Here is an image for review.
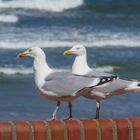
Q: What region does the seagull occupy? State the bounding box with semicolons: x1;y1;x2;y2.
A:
17;47;104;120
64;44;140;118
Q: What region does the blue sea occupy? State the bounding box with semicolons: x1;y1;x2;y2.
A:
0;0;140;121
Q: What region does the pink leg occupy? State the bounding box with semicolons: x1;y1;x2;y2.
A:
49;101;61;121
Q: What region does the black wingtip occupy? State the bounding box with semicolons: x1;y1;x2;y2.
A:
137;83;140;86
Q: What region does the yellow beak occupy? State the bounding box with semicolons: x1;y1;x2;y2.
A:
63;50;73;55
17;52;27;58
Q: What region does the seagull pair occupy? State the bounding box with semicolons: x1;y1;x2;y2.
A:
18;45;140;120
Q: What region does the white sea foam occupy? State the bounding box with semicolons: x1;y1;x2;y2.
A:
1;35;140;50
0;66;114;75
0;29;140;49
0;0;83;12
0;14;18;23
0;67;33;75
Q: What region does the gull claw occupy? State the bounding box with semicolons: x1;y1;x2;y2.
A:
94;117;99;119
63;117;73;121
48;116;57;121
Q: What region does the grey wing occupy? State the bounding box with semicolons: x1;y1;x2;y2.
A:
95;78;134;93
88;69;117;77
73;71;118;88
75;69;118;79
43;72;101;96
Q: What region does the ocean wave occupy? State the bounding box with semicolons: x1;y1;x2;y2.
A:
0;67;33;75
1;32;140;49
83;0;140;13
0;0;83;12
0;66;114;75
0;14;18;23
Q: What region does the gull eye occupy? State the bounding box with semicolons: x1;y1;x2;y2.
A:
28;49;32;52
76;47;80;50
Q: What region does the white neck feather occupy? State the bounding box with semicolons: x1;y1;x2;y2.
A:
33;56;53;88
72;54;92;75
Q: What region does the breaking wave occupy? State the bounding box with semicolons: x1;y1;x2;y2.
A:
0;67;33;75
0;66;114;75
0;14;18;23
1;31;140;49
0;0;83;12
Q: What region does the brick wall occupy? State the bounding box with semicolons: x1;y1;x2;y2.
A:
0;118;140;140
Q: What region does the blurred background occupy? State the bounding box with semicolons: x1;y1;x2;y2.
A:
0;0;140;121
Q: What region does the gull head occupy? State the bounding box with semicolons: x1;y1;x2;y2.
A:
64;44;86;56
17;47;46;59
